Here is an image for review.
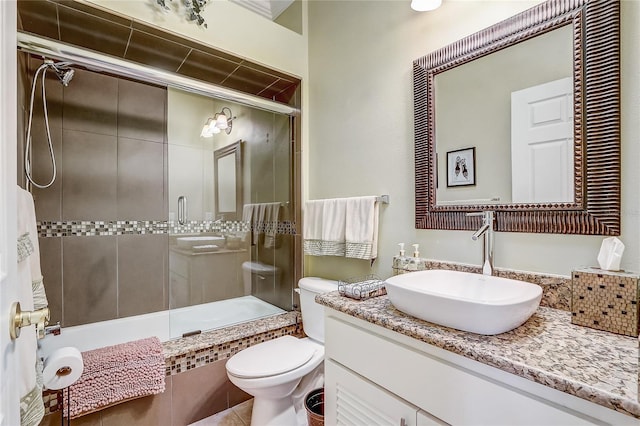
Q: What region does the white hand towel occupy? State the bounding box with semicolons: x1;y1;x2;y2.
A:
242;204;258;245
254;203;267;245
242;203;254;224
303;200;324;241
345;196;379;260
263;202;281;249
303;198;347;256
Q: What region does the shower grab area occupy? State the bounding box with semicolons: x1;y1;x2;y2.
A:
17;41;299;352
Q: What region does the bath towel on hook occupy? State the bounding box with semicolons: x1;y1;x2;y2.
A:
67;336;165;418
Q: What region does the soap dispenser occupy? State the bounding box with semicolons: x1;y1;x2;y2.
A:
393;243;409;273
407;244;421;271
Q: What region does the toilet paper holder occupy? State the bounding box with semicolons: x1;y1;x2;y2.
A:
9;301;50;340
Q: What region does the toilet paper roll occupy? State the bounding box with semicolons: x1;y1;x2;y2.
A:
43;347;84;390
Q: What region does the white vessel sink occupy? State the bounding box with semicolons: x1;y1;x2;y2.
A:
385;270;542;335
176;236;225;249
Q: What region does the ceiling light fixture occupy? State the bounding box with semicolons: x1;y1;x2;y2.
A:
201;107;235;137
411;0;442;12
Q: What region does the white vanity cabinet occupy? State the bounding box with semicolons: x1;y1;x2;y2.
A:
324;310;638;426
326;360;447;426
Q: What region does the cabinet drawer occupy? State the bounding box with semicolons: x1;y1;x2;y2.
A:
325;314;600;425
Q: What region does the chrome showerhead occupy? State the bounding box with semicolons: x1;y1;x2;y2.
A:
58;68;74;86
44;60;75;86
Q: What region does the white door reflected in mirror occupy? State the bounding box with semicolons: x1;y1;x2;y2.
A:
511;77;574;203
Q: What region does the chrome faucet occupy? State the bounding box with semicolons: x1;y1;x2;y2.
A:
467;211;495;276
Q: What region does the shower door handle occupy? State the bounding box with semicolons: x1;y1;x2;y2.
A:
178;196;188;225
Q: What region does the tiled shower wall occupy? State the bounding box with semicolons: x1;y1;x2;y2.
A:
20;52;169;327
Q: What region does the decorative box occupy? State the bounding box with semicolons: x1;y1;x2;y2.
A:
571;267;640;337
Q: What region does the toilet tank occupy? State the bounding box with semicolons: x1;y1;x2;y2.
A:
298;277;338;343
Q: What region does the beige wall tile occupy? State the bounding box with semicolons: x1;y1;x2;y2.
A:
117;234;168;317
171;359;230;425
62;236;117;326
61;129;117;220
117;137;166;220
62;68;118;136
117;79;166;144
100;379;172;426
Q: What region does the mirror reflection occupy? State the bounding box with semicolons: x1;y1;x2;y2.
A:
215;142;242;219
435;24;574;206
167;87;295;331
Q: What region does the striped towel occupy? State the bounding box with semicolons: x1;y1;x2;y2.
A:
67;337;165;418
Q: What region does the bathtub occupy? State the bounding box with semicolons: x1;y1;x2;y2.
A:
38;295;286;356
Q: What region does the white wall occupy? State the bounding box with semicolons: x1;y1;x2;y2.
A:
307;1;640;279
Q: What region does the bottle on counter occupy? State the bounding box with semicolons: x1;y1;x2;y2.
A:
407;244;421;271
393;243;409;273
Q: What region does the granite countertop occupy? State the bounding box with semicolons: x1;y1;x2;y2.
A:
316;291;640;419
162;311;299;358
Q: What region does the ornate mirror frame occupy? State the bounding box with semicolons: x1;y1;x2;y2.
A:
414;0;620;235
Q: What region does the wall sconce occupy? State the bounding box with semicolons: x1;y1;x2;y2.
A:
201;107;236;137
411;0;442;11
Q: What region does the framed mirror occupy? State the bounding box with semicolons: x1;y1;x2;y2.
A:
214;140;243;221
414;0;620;235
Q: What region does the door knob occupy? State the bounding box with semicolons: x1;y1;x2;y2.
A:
9;302;50;340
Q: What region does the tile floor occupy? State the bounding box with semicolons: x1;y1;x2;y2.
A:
190;399;253;426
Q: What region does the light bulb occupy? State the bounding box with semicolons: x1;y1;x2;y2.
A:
201;124;212;138
201;118;215;137
216;113;229;130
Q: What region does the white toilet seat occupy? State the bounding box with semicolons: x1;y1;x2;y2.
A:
226;338;324;390
226;335;316;378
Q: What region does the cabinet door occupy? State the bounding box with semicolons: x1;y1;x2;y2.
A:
326;360;424;426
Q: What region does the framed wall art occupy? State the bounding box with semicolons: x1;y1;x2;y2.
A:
446;147;476;187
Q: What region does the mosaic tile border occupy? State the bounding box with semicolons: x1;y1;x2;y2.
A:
393;259;572;312
37;220;297;238
166;323;303;375
43;313;302;416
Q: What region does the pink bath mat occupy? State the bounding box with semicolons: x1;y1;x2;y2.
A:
67;336;165;418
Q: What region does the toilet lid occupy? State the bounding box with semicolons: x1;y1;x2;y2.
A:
226;336;315;378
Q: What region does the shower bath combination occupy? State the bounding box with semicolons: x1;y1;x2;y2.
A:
24;58;75;189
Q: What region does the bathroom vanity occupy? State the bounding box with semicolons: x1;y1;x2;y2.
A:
319;293;640;425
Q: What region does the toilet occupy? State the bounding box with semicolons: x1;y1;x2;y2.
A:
225;277;338;426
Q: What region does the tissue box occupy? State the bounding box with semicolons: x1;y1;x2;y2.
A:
571;267;640;337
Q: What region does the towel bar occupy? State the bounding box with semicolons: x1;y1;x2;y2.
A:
376;195;390;204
